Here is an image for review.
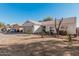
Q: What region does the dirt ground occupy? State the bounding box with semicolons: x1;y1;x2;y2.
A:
0;33;79;56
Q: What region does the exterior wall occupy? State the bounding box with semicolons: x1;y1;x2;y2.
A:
40;17;76;35
23;26;33;33
23;21;42;34
23;21;34;33
33;25;42;33
60;17;76;34
23;25;41;34
44;26;56;34
45;26;51;32
60;17;76;30
67;24;76;34
23;17;76;34
11;24;20;30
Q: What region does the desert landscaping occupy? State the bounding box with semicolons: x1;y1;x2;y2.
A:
0;3;79;56
0;16;78;56
0;33;79;56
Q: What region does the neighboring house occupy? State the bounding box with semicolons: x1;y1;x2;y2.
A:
11;24;20;31
22;17;76;35
2;24;24;33
11;24;24;32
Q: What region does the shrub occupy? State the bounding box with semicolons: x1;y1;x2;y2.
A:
59;30;67;35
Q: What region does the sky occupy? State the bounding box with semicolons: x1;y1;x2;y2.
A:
0;3;79;27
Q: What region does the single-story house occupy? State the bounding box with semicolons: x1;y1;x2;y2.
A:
10;24;24;32
22;20;42;33
22;17;76;35
2;24;24;33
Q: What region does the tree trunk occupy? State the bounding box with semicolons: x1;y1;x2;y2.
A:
54;18;63;36
68;34;72;42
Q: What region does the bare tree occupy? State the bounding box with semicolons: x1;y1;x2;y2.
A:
55;17;63;36
40;25;45;38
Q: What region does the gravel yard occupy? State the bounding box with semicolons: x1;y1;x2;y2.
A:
0;33;79;56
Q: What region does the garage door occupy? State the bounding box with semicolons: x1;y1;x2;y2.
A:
24;26;33;34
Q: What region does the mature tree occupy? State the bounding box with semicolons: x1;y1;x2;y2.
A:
42;16;53;21
43;16;53;21
38;16;53;22
55;17;63;36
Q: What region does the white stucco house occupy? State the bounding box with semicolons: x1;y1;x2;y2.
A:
22;17;76;35
22;20;42;33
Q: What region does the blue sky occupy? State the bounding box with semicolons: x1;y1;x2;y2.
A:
0;3;79;27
